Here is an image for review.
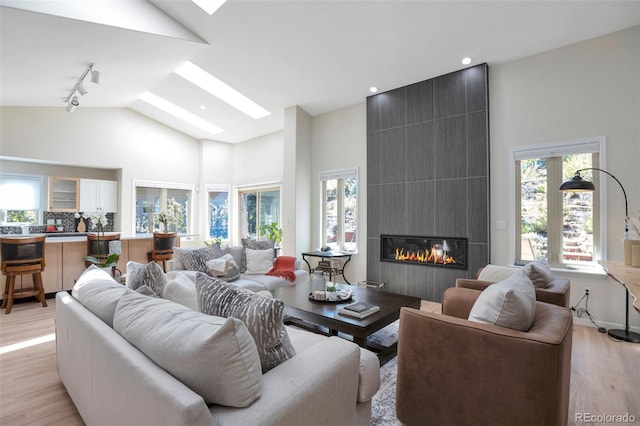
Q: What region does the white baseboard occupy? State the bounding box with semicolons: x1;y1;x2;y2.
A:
572;316;640;333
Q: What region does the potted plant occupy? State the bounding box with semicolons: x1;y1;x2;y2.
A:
258;222;283;245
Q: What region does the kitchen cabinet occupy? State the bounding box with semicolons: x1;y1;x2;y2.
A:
49;176;79;212
80;179;118;212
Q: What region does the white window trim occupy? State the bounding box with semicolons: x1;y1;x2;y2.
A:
318;167;359;253
508;136;606;267
131;179;195;236
206;183;231;243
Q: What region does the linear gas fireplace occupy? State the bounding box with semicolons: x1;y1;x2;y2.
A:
381;235;468;270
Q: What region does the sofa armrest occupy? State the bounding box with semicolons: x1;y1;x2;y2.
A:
441;287;482;319
211;336;365;425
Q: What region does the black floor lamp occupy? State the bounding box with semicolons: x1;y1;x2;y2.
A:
560;168;640;343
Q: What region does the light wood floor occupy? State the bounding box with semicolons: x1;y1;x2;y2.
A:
1;299;639;426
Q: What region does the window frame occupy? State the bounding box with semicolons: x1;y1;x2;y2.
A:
0;173;45;225
132;180;195;236
509;137;606;268
319;167;359;253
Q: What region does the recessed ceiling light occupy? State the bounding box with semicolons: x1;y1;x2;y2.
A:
139;92;223;136
200;105;206;110
175;61;270;119
192;0;227;15
370;86;378;93
462;57;472;65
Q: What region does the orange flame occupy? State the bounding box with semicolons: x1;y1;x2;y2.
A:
395;246;457;265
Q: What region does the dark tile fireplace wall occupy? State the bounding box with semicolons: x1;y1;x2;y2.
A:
366;64;490;302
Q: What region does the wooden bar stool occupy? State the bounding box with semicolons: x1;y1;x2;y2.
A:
147;232;177;272
1;236;48;314
85;233;121;278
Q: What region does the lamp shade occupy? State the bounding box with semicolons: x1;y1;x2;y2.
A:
559;174;595;192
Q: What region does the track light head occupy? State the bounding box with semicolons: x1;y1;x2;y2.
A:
77;83;88;96
90;69;100;84
70;96;80;107
66;103;76;113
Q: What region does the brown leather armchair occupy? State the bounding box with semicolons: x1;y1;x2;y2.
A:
396;287;572;426
456;266;571;307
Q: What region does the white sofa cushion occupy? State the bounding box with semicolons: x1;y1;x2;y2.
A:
195;273;295;372
468;270;536;331
113;289;262;407
71;265;126;327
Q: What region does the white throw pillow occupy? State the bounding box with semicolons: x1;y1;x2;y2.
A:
477;264;517;282
244;248;275;275
162;272;198;311
523;259;553;288
113;290;262;408
468;270;536;332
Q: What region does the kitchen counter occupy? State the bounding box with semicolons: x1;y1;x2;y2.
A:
3;233;195;243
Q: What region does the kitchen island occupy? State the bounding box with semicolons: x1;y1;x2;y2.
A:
0;233;184;300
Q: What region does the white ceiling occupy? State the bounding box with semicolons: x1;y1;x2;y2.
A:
1;0;639;144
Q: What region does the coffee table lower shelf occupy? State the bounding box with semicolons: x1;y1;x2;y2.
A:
283;315;400;366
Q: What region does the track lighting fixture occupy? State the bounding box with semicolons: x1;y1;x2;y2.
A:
77;83;87;96
64;63;100;112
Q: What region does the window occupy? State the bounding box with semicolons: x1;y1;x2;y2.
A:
513;139;602;267
208;185;229;240
134;181;193;234
0;174;43;225
320;168;358;252
238;186;280;240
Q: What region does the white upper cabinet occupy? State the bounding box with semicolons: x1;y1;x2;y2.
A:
80;179;118;212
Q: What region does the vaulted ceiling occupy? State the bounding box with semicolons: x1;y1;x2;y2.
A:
1;0;639;143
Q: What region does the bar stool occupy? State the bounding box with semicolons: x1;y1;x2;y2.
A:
147;232;177;272
85;233;121;278
1;236;48;314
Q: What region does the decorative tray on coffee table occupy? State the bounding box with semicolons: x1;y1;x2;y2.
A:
308;288;353;303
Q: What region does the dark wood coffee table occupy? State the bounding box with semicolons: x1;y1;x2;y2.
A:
271;281;421;364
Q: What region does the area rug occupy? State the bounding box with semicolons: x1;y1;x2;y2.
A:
369;321;402;426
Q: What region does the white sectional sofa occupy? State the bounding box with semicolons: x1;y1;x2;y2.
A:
169;245;309;292
56;267;380;426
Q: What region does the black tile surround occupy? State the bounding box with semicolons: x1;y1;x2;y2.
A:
366;64;489;302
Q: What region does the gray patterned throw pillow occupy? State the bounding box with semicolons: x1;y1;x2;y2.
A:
125;261;167;297
240;239;275;273
180;245;224;273
195;273;295;372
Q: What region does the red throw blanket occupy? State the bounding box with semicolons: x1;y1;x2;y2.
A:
266;256;297;282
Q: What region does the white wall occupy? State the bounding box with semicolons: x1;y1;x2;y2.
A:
489;25;640;330
311;102;367;284
0;107;201;234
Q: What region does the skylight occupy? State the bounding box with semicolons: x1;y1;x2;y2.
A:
175;61;271;119
192;0;227;15
139;92;223;136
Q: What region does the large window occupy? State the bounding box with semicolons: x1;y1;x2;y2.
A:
208;185;229;240
134;181;193;234
0;174;43;225
513;139;602;267
239;186;280;240
320;168;358;252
